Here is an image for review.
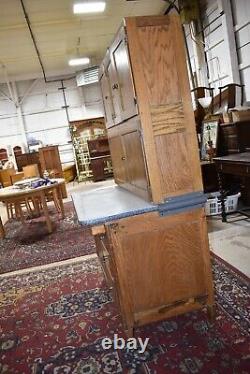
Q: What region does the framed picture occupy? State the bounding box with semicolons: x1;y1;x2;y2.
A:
201;120;219;160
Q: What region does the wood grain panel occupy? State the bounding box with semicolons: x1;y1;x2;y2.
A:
151;102;185;136
137;24;181;106
122;130;149;192
108;136;127;184
100;72;115;128
154;131;194;196
106;208;213;318
112;34;138;122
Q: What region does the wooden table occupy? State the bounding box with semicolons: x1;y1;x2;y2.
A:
0;178;65;238
213;152;250;222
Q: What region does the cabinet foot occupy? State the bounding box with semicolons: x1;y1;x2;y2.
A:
207;304;216;323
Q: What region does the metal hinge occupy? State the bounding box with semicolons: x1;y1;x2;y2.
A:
134;96;137;106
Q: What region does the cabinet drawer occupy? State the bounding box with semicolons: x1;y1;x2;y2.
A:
217;162;250;176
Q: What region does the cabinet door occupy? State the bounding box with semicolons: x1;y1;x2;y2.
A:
100;72;115;128
107;60;122;125
111;32;138;122
121;129;149;195
108;136;127;184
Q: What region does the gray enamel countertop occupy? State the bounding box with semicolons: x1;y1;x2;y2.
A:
72;185;157;226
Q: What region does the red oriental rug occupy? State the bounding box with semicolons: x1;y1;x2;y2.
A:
0;253;249;373
0;202;95;274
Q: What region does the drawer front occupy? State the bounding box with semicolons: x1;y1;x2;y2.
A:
218;162;250;176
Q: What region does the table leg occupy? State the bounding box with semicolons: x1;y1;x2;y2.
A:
57;186;65;219
0;216;5;239
218;171;227;222
40;192;53;233
52;189;61;214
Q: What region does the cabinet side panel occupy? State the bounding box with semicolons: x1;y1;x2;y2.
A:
126;15;203;201
107;208;213;320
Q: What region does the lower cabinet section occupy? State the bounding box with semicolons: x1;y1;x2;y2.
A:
92;207;215;336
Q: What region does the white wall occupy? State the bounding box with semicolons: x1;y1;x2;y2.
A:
185;0;250;106
0;78;104;164
231;0;250;103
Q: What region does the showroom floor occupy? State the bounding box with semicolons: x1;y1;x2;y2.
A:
0;178;249;277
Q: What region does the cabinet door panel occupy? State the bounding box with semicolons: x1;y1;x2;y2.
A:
108;136;127;184
100;73;114;128
112;37;138;122
122;130;148;192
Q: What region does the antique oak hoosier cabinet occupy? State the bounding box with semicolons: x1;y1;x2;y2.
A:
72;14;214;336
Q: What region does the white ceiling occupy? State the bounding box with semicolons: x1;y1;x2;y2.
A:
0;0;167;82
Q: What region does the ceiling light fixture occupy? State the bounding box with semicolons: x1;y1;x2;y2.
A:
73;2;106;14
68;57;90;66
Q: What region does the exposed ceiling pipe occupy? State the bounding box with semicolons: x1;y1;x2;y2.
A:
19;0;75;83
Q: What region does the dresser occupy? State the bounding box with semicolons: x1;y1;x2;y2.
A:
15;152;41;173
220;121;250;155
73;14;214;336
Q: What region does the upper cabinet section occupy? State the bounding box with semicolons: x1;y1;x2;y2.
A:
99;27;138;128
99;15;203;203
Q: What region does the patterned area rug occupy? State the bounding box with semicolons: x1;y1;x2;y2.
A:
0;253;249;373
0;202;95;274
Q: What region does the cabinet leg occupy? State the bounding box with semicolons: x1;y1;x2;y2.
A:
207;304;216;323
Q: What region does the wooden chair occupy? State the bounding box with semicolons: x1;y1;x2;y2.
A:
11;172;24;184
22;164;40;178
0;168;15;187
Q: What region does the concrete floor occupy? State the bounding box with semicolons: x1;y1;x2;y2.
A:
208;214;250;277
1;178;249;277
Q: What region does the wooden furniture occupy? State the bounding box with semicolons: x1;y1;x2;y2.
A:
10;172;25;184
0;168;15;187
15;151;40;173
219;121;250;155
13;146;23;157
82;14;215;335
23;164;40;178
39;146;67;198
62;163;77;183
99;15;202;203
72;14;215;336
0;148;8;164
87;137;113;182
201;161;218;193
214;152;250;222
72;185;214;336
69;117;107;181
0;179;65;235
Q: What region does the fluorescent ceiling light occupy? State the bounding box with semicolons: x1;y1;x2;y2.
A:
68;57;90;66
73;2;106;14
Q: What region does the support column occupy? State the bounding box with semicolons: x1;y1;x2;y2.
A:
11;81;28;151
